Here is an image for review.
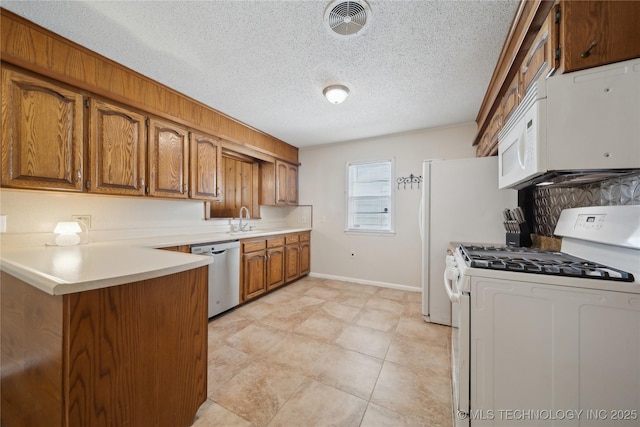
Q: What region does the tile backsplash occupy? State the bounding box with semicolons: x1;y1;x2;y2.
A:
526;172;640;237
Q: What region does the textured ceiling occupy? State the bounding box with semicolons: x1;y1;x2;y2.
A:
2;0;519;148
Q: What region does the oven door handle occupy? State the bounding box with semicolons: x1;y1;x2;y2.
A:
444;267;460;303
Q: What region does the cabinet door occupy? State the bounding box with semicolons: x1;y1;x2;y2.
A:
275;160;298;206
275;161;289;205
285;163;298;205
189;132;222;201
266;246;285;290
521;7;558;94
89;99;146;196
501;72;521;125
148;118;189;198
1;68;84;191
561;1;640;73
242;251;266;301
284;243;300;282
299;240;310;276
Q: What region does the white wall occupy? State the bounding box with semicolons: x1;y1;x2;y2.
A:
0;189;311;247
299;123;477;290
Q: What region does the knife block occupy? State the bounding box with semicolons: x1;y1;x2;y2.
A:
506;222;532;247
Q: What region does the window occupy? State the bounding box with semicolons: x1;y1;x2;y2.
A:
346;159;394;233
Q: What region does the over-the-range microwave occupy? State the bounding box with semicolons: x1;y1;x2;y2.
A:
498;58;640;190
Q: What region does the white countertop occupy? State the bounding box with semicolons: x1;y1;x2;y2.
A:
0;228;311;296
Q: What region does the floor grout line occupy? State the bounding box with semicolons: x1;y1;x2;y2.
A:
197;276;453;427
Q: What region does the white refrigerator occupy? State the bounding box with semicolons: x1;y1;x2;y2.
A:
420;157;517;326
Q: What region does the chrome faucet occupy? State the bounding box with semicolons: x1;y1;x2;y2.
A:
238;206;250;231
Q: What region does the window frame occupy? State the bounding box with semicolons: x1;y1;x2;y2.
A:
345;158;395;235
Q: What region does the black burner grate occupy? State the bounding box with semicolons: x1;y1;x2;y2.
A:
459;245;635;282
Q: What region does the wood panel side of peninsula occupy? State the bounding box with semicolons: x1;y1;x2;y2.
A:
1;267;208;427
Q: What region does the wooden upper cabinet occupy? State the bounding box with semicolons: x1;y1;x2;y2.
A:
189;131;222;201
263;160;298;206
560;1;640;73
521;6;558;95
89;98;147;196
1;67;84;191
501;71;522;125
211;153;260;218
148;118;189;199
282;161;299;205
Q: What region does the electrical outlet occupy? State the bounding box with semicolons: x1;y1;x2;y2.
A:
71;215;91;229
301;216;307;224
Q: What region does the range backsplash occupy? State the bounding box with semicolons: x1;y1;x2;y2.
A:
525;172;640;237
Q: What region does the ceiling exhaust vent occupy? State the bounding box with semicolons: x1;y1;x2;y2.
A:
324;0;371;38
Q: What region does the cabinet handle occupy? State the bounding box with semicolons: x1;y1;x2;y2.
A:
581;40;598;58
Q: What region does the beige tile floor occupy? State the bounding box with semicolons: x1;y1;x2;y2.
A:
193;276;453;427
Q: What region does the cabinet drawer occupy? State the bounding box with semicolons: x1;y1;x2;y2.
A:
242;239;266;253
299;232;310;242
267;236;285;248
285;234;299;244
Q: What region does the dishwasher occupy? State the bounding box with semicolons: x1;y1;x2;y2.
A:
190;240;240;318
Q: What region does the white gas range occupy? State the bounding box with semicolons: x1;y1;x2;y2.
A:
446;205;640;426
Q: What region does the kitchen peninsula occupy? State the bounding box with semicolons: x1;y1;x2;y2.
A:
0;225;311;427
1;243;211;427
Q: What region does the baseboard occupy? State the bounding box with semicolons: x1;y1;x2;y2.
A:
308;272;420;293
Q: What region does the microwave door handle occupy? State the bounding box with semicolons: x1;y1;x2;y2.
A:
444;268;460;303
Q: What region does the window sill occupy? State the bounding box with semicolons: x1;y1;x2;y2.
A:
344;229;396;236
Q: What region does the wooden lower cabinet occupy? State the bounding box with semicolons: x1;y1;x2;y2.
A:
243;249;268;301
266;237;286;291
284;233;300;282
300;233;311;276
0;268;208;427
240;231;310;303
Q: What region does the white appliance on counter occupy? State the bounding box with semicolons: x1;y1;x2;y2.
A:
498;58;640;190
191;240;240;318
419;157;517;326
446;205;640;426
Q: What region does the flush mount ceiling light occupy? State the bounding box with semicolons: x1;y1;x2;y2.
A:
324;0;372;38
323;85;350;104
